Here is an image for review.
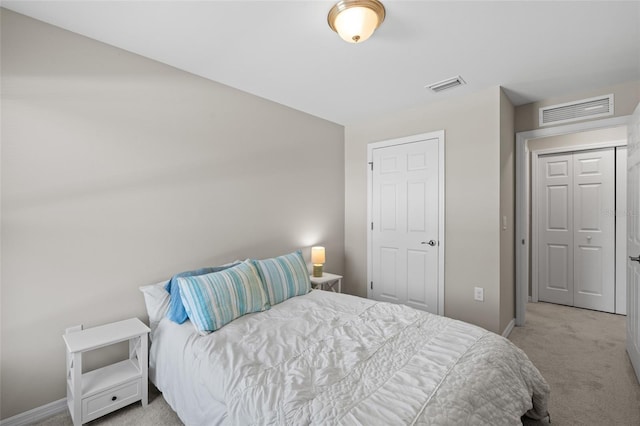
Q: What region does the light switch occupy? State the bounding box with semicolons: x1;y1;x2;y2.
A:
474;287;484;302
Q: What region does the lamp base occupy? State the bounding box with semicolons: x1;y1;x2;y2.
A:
313;264;324;278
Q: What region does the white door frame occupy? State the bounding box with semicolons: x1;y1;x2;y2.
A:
516;116;631;326
531;143;625;304
615;147;628;315
367;130;446;315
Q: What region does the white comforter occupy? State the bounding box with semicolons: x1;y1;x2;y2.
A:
151;290;549;425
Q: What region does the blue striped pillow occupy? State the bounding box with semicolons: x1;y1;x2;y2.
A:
165;263;239;324
177;261;270;334
253;250;311;306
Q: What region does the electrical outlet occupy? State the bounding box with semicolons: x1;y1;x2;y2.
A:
474;287;484;302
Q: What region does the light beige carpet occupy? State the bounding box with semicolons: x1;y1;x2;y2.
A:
510;302;640;426
37;385;181;426
37;302;640;425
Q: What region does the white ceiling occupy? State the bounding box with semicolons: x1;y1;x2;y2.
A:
2;0;639;125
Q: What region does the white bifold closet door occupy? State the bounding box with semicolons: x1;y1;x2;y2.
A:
538;148;615;313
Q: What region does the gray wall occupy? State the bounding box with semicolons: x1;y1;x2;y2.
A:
499;90;516;333
0;9;345;419
515;80;640;132
344;87;505;334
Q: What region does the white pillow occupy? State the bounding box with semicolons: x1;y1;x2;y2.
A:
139;280;170;339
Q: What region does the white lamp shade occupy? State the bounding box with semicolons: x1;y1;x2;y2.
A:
334;6;380;43
311;246;326;264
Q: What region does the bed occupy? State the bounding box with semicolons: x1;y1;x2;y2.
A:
141;255;549;426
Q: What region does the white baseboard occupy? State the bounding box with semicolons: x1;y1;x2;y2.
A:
0;398;66;426
502;318;516;338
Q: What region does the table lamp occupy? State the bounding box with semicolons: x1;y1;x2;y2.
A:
311;246;326;277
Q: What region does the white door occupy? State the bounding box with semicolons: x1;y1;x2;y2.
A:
370;137;440;313
573;149;615;312
537;149;616;313
538;154;574;306
627;103;640;383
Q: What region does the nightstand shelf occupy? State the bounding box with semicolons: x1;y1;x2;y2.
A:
81;359;141;398
310;272;343;293
63;318;150;425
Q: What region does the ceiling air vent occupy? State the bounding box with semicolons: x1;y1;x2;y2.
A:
426;75;466;93
539;94;614;127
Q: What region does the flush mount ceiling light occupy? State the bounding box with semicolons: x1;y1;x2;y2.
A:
328;0;386;43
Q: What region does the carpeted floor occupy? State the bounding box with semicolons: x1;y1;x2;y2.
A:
38;385;181;426
37;302;640;425
510;302;640;426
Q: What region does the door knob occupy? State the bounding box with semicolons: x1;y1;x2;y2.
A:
630;255;640;263
421;240;437;246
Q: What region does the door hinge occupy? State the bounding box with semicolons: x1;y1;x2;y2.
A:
371;222;374;230
370;281;373;290
369;161;373;171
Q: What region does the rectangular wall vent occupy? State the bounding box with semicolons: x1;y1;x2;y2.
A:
539;94;614;127
426;75;466;93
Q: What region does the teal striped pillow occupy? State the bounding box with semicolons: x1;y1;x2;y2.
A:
177;261;270;334
253;250;311;306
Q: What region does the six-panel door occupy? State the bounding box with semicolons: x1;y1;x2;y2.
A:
626;103;640;383
371;138;439;314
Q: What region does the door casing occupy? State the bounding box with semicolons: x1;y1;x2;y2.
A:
516;116;631;326
367;131;445;315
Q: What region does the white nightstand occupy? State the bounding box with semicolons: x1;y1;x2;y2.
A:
310;272;343;293
63;318;150;426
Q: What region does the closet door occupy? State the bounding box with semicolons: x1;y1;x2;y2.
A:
538;154;574;306
573;149;615;312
